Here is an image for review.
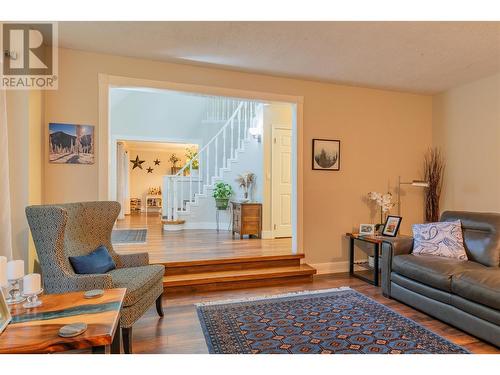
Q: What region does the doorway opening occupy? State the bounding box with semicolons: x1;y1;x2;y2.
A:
100;75;303;266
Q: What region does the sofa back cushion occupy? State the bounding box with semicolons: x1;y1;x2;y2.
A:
412;220;467;260
440;211;500;267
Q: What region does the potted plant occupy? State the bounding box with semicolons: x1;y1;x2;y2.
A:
212;182;233;210
184;147;199;177
169;153;180;175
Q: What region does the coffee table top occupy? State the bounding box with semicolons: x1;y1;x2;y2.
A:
0;288;125;354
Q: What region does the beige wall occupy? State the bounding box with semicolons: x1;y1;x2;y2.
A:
433;73;500;213
6;90;44;269
41;47;432;265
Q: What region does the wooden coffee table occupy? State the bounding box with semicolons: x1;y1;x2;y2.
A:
0;288;125;354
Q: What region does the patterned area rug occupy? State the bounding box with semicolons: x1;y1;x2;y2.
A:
196;287;468;354
111;229;147;244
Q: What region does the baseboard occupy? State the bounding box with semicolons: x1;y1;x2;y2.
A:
261;230;274;239
309;261;349;275
183;221;231;230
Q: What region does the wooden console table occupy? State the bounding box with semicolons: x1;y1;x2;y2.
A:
0;288;125;354
231;201;262;239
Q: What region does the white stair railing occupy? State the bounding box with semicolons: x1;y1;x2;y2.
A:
163;100;260;220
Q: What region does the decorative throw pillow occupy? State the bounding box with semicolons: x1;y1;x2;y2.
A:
412;220;468;260
69;245;116;274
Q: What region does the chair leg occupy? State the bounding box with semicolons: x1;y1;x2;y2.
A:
122;327;133;354
156;295;164;317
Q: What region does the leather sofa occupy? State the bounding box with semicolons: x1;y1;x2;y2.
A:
381;211;500;347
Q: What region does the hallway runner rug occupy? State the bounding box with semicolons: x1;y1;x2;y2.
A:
111;229;147;244
196;287;468;354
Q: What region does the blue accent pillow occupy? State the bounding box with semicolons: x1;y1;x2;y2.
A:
69;245;116;274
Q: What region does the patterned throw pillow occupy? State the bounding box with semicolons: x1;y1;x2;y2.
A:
412;220;468;260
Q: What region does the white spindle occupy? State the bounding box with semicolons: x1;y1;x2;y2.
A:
244;102;248;140
198;154;202;196
214;135;218;178
206;144;210;187
173;177;178;220
222;127;226;169
230;118;234;160
238;107;241;150
189;162;193;204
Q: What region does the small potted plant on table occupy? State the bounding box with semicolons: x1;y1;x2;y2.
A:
212;182;233;210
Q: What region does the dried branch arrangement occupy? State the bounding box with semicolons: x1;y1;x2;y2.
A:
423;148;445;222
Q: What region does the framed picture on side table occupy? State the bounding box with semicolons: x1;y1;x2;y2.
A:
382;215;402;237
0;288;12;335
359;224;375;236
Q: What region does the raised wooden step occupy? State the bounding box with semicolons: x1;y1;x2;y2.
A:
161;253;305;275
163;264;316;293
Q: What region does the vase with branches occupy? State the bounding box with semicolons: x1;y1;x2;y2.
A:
235;172;255;202
423;147;445;222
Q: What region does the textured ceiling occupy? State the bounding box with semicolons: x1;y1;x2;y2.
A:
59;21;500;94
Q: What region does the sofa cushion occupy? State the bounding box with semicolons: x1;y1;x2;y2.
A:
412;220;467;260
451;268;500;310
392;254;486;292
69;245;116;274
107;264;164;307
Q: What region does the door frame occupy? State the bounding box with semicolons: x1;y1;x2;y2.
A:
271;125;293;239
98;73;304;254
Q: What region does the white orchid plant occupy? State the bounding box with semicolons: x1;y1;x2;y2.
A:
368;191;395;224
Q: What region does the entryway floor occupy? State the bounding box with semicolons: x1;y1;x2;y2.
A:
114;213;294;263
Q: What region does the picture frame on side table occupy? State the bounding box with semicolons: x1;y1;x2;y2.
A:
359;224;375;236
382;215;402;237
0;288;12;335
312;139;340;171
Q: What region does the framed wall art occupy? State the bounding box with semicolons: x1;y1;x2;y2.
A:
312;139;340;171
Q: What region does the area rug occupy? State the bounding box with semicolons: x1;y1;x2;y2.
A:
111;229;147;244
196;287;468;354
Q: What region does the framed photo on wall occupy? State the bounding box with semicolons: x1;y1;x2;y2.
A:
312;139;340;171
49;123;95;164
382;215;402;237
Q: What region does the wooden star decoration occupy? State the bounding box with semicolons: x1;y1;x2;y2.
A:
154;158;161;166
130;155;145;170
146;167;154;173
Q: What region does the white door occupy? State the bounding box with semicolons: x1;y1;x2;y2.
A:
272;127;292;238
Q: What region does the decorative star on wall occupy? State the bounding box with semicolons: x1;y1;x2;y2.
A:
154;158;161;166
146;167;154;173
130;155;145;170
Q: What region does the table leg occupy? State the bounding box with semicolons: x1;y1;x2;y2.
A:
349;237;354;276
111;325;121;354
92;345;106;354
374;243;380;286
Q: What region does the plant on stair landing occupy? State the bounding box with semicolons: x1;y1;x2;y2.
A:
184;146;199;176
212;182;233;210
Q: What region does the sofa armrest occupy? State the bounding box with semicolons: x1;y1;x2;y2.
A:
381;237;414;297
44;273;114;294
116;252;150;268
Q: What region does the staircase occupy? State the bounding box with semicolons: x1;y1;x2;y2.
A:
162;100;262;225
161;253;316;293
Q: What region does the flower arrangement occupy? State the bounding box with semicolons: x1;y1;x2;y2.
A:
185;147;199;170
368;191;395;224
169;153;180;167
235;172;255;201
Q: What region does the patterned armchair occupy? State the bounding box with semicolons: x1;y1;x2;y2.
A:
26;201;165;353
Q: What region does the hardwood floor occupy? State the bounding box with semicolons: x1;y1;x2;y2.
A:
114;213;294;263
132;274;499;354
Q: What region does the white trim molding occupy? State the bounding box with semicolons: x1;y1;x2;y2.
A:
309;261;350;275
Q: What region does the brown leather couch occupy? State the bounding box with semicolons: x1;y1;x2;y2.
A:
381;211;500;347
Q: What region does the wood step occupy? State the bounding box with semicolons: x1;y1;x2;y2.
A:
160;253;305;275
163;264;316;293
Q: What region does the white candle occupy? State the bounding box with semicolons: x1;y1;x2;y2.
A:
23;273;41;294
7;260;24;280
0;256;7;287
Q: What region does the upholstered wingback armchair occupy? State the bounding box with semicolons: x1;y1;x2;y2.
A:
26;201;165;353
